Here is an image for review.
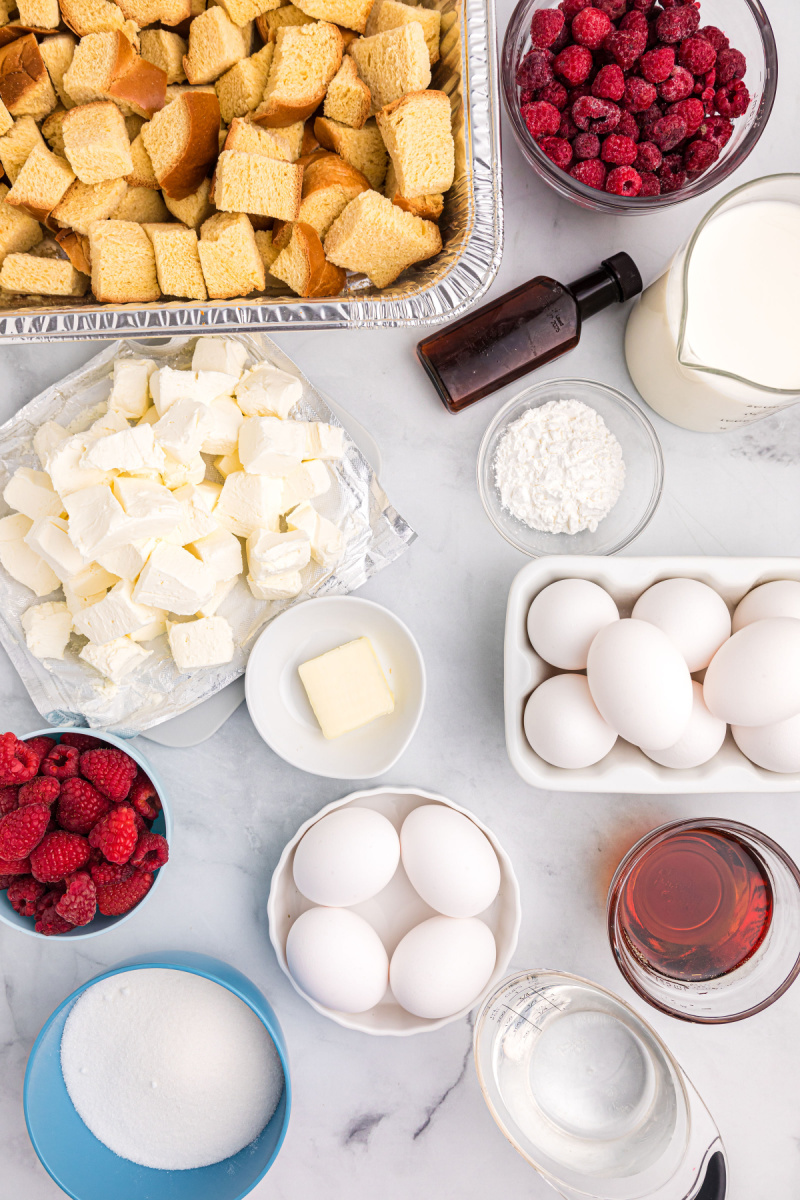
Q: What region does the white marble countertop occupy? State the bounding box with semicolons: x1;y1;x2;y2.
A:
2;2;800;1194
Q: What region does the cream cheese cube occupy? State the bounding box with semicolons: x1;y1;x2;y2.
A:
215;471;282;538
112;477;184;540
280;460;330;513
247;570;303;600
0;513;32;541
247;529;310;579
137;406;159;426
108;358;157;419
86;410;132;440
213;450;243;478
21;600;73;660
191;337;248;379
151;367;238;416
197;576;237;617
96;539;155;581
298;637;394;740
239;416;307;477
154;400;211;465
45;435;115;498
168;615;235;670
286;500;345;567
306;423;346;460
63;584;107;616
161;453;206;489
64;485;130;558
64;562;118;599
81;424;166;473
129;616;168;642
3;467;64;521
0;514;60;596
33;421;68;467
235;364;302;419
163;484;219;546
201;396;244;455
80;635;152;682
72;579;164;644
24;516;88;582
195;480;222;512
189;526;243;581
133;542;216;615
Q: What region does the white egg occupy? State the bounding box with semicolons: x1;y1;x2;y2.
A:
732;713;800;773
527;579;619;670
400;805;501;919
587;619;693;750
524;674;617;769
292;807;400;907
733;580;800;632
389;916;496;1019
632;578;731;673
640;681;727;769
286;907;389;1013
703;618;800;726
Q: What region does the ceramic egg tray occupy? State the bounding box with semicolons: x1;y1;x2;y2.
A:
505;556;800;793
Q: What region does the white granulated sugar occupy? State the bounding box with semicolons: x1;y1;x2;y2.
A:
61;968;284;1171
493;399;626;534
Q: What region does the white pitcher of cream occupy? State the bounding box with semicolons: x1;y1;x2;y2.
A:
625;174;800;432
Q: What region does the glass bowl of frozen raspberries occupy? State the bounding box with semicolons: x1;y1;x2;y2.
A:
503;0;777;210
0;729;171;938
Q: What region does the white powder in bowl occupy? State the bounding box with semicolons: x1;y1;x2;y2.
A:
61;968;284;1171
493;399;626;534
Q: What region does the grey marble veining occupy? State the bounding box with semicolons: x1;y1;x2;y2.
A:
2;3;800;1193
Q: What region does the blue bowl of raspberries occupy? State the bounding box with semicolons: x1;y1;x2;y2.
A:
502;0;777;209
0;730;171;938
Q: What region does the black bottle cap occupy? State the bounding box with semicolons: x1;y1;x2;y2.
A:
602;252;643;302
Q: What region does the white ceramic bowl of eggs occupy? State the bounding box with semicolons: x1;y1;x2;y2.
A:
267;788;521;1035
505;556;800;793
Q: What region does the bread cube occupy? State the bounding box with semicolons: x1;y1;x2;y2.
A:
142;90;220;199
62;101;133;184
270;220;346;298
59;0;140;43
145;221;207;299
0;253;89;296
214;149;302;221
140;30;188;85
197;211;264;298
324;188;441;287
348;23;430;112
252;22;343;128
89;218;161;302
323;56;370;128
5;142;75;222
294;151;369;238
183;6;247;86
293;0;372;33
313;115;387;188
17;0;60;28
51;177;129;234
215;42;273;125
376;89;454;198
216;0;281;25
0;35;57;120
163;174;215;227
223;115;304;163
63;31;166;120
365;0;441;64
125;130;159;189
39;33;77;109
0;181;43;264
115;0;191;27
0;115;46;183
384;158;442;220
112;185;170;223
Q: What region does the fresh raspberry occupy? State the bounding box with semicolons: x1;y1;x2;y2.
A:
41;744;80;781
619;10;647;34
554;43;594;85
571;7;612;50
605;164;642;195
516;47;554;91
605;29;646;70
24;737;56;767
668;97;704;136
96;868;153;916
638;170;661;195
601;133;638;165
56;778;112;836
560;0;591;17
130;832;169;873
715;80;749;118
569;158;607;188
615;110;640;140
652;111;687;150
538;136;574;169
56;871;97;927
89;805;138;865
573;131;600;158
678;35;716;74
623;77;656;112
35;894;73;935
715;47;746;86
0;734;38;786
659;153;687;192
18;777;60;808
80;748;137;802
0;803;50;860
530;8;566;48
595;0;626;17
89;859;135;886
30;831;90;883
698;114;733;147
655;5;700;44
683;136;720;176
572;94;621;133
699;25;729;54
592;63;625;101
60;732;106;752
7;877;46;916
539;80;569;109
523;99;562;136
0;786;18;816
0;855;31;875
634;139;662;171
659;66;694;102
640;46;675;83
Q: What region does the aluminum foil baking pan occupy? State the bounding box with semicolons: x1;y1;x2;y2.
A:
0;0;503;341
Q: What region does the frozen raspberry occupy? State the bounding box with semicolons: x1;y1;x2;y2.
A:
623;77;656;112
619;10;647;33
637;102;664;139
652;112;687;150
605;165;642;196
539;80;569;109
7;877;46;917
601;133;638;165
595;0;626;17
592;63;625;101
96;867;153;916
560;0;591;16
56;871;97;927
24;736;56;767
655;4;700;44
56;778;112;836
659;153;687;192
523;99;562;136
41;743;80;781
683;137;720;176
130;832;169;873
571;7;612;50
35;893;73;936
630;0;655;9
30;831;90;883
18;777;60;808
678;35;716;74
615;110;640;140
80;748;137;802
698;114;733;147
659;66;694;102
699;25;729;54
0;734;38;786
634;139;662;171
554;43;594;85
605;29;646;70
0;786;18;816
530;7;565;48
516;48;554;92
638;170;661;195
572;94;621;133
715;80;749;118
640;46;675;83
538;136;574;169
60;732;106;752
89;805;138;865
668;97;704;136
0;802;50;861
0;875;18;889
89;859;135;886
715;47;746;87
573;131;601;158
569;158;607;188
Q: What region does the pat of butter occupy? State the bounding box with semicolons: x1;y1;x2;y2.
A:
298;636;394;740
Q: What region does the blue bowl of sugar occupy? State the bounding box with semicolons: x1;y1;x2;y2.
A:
24;952;292;1200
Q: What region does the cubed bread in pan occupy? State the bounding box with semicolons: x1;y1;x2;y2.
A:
0;251;88;294
215;42;273;124
142;89;219;198
111;184;170;222
252;22;342;128
0;181;43;261
144;220;207;298
125;129;158;187
116;0;190;27
17;0;60;28
164;83;216;103
365;0;440;64
294;150;369;237
255;3;314;41
5;142;75;221
41;106;67;155
223;115;304;162
215;0;281;26
62;101;133;184
313;114;386;188
214;149;302;221
59;0;140;44
197;210;264;298
292;0;372;33
270;219;345;296
0;96;12;137
140;31;188;84
54;225;91;273
39;35;78;110
183;6;247;86
348;23;430;112
384;158;442;220
163;173;214;226
376;89;453;198
0;35;57;120
50;176;128;232
323;56;370;128
63;32;167;119
89;217;161;301
324;187;440;287
0;115;45;182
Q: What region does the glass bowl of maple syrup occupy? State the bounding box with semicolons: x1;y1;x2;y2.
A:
607;818;800;1024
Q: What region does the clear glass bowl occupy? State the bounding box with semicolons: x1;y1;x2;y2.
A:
476;378;663;556
501;0;778;214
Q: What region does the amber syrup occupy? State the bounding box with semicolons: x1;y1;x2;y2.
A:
618;829;773;982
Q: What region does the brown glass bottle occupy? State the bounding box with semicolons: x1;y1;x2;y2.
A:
417;252;642;413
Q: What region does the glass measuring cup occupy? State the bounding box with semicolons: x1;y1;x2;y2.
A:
474;970;726;1200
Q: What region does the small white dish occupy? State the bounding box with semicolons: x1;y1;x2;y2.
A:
245;596;425;779
267;786;521;1035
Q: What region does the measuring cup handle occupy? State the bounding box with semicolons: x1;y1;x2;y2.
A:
694;1152;726;1200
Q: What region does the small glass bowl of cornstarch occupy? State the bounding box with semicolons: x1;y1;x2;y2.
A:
477;379;664;557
